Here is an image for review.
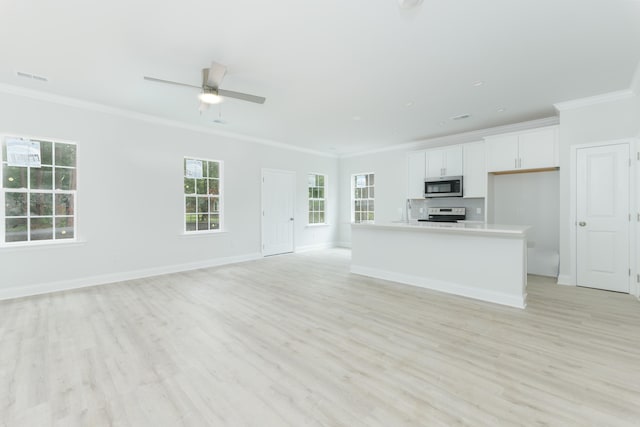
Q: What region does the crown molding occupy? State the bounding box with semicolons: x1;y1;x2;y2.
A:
340;116;559;158
0;83;338;159
553;89;635;112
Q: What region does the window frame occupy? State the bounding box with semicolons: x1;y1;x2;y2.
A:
307;173;327;226
1;135;78;247
183;156;224;234
351;172;375;224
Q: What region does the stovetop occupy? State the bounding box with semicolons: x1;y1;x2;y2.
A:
418;207;466;223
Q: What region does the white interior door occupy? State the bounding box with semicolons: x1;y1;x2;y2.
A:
576;143;630;292
262;169;295;256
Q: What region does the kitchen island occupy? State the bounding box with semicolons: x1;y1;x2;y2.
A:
350;221;530;308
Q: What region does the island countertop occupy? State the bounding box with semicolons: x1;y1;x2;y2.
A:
351;221;530;237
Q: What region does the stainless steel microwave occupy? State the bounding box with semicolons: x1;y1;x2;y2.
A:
424;176;463;198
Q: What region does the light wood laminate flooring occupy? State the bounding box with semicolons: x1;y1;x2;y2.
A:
1;249;639;426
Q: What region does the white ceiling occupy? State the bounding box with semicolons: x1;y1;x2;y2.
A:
1;0;639;155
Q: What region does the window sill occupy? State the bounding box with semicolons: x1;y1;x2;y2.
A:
306;223;330;228
0;239;87;251
180;230;228;237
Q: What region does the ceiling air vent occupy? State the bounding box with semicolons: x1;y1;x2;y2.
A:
451;114;471;121
16;71;48;82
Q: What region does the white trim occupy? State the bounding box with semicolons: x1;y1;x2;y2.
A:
0;83;337;159
261;168;296;257
336;241;352;248
350;265;526;309
556;274;573;286
632;59;640;94
351;172;375;223
183;156;224;233
553;90;635;112
0;252;261;301
569;139;636;291
307;172;328;226
1;135;78;245
340;117;559;158
295;242;335;253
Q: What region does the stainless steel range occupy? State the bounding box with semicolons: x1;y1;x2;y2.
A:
418;207;466;223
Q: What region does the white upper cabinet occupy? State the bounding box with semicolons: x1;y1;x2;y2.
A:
485;126;558;173
485;134;519;172
463;141;486;198
425;145;463;178
407;151;426;198
518;128;559;170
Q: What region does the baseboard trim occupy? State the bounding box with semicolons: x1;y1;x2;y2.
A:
350;265;526;309
295;242;336;253
0;252;262;301
335;241;352;249
556;274;573;286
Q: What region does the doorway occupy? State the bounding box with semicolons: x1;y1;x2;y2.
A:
261;169;295;256
576;143;630;293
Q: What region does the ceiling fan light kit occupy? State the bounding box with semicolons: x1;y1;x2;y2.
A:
198;90;223;104
397;0;423;9
143;60;266;110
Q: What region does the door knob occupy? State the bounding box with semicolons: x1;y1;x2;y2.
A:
289;218;294;221
578;221;586;227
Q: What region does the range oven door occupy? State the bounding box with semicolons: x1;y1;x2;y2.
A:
424;176;463;198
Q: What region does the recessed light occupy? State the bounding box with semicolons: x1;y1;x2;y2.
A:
438;121;446;126
352;116;361;121
405;101;414;107
497;107;506;113
472;81;484;87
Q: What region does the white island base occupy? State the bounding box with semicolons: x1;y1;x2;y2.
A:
351;222;529;308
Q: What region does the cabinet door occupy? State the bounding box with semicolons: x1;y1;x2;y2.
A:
407;151;426;198
463;141;486;198
485;134;519;172
425;149;446;178
519;127;558;170
443;145;463;176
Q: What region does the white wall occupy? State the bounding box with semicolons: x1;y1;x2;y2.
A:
0;92;339;299
338;150;408;246
557;92;640;283
491;171;560;277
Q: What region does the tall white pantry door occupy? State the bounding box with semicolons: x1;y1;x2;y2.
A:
576;143;630;293
262;169;295;256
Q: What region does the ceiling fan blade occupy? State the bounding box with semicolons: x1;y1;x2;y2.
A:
206;62;227;89
218;89;266;104
143;76;201;89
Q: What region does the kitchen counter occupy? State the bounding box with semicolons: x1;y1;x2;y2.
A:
354;221;529;237
350;221;529;308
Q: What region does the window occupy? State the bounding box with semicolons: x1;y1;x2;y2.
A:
352;172;374;223
308;173;326;225
183;157;223;232
2;136;77;244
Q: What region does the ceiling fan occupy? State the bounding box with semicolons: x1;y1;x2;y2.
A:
144;61;266;110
